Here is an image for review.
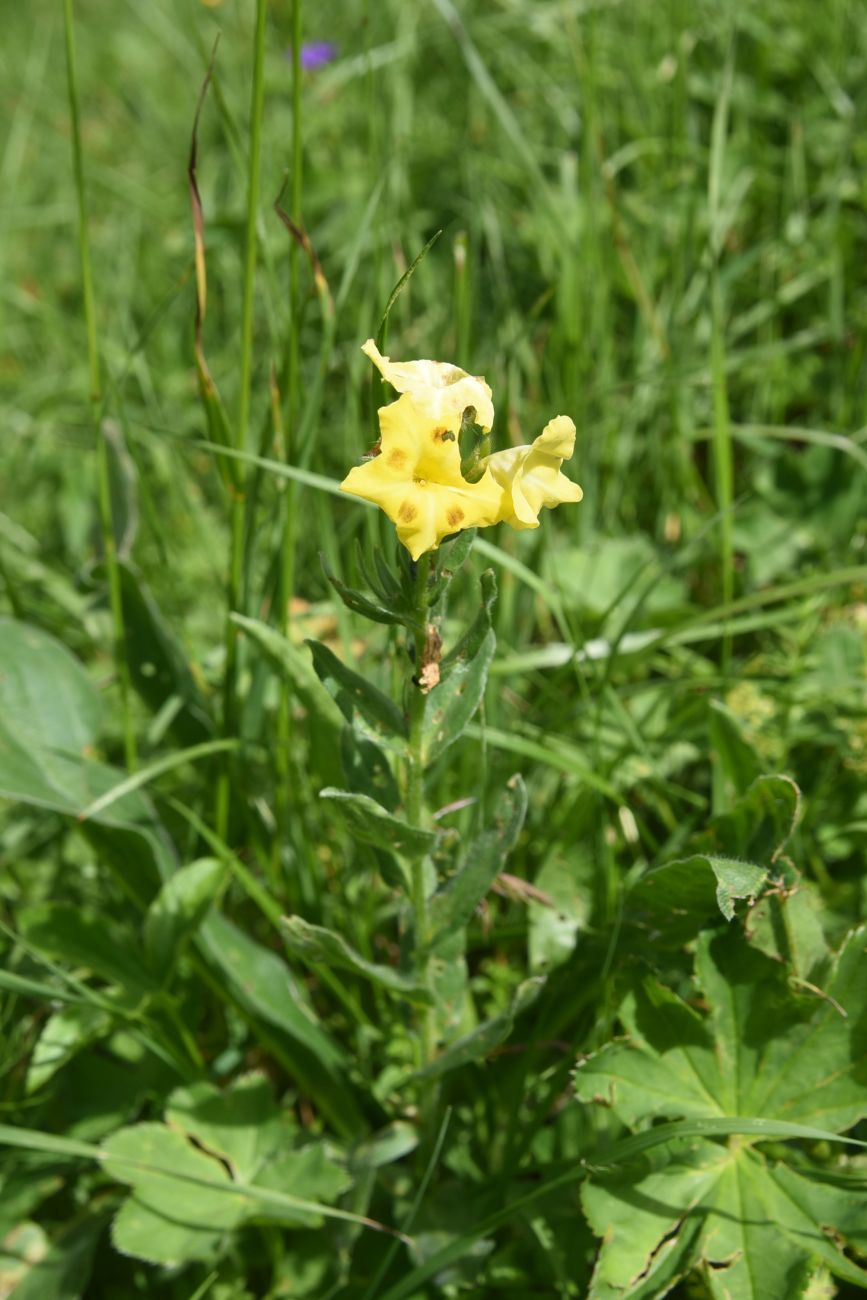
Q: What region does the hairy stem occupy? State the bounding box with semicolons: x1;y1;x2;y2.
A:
405;552;436;1070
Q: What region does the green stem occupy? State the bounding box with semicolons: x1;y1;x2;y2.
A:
63;0;136;772
216;0;268;838
405;553;436;1070
273;0;304;890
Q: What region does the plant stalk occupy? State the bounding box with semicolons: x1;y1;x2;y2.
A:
216;0;268;838
273;0;304;890
405;553;436;1071
63;0;136;772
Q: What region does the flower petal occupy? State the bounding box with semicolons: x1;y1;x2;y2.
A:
341;391;504;560
482;415;583;530
362;339;495;432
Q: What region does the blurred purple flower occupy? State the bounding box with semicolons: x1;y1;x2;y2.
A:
295;41;338;70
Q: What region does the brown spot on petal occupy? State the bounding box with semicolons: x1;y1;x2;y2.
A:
398;501;417;522
446;507;465;527
388;448;407;468
432;427;455;443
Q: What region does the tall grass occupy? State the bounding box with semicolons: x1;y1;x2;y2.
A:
1;0;867;1295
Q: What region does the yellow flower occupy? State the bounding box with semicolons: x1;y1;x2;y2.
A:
361;339;495;432
481;415;583;530
340;391;503;561
342;342;582;559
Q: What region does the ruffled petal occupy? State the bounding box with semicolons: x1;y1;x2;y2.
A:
482;415;583;530
362;338;495;432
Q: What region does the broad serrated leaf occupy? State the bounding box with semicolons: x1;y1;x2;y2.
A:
746;876;830;985
428;775;527;945
574;925;867;1298
105;1122;243;1265
307;639;408;740
694;773;801;866
627;854;768;946
103;1074;353;1267
165;1074;286;1182
422;627;495;765
281;916;433;1005
320;787;438;859
144;857;223;976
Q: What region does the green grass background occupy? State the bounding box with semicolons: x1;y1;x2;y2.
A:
2;0;867;1295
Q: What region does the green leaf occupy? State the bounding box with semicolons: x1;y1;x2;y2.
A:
144;857;224;976
255;1145;352;1227
165;1074;285;1182
708;699;763;801
696;772;801;866
116;558;213;746
105;1122;244;1264
0;618;175;891
574;925;867;1297
25;1003;110;1095
320;788;438;859
410;977;544;1084
4;1210;107;1300
0;616;101;752
422;627;496;765
528;851;591;972
428;530;479;605
746;875;830;984
281;916;433;1005
441;568;496;667
340;728;400;812
196;911;347;1072
19;903;155;1001
628;854;768;946
428;775;527;944
103;1073;354;1267
230;613;344;735
307;638;408;740
322;555;414;628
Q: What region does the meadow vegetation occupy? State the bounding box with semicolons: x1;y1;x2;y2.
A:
1;0;867;1296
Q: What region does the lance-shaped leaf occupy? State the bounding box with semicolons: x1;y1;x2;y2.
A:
409;976;544;1084
574;925;867;1298
627;854;768;948
441;568;496;667
422;628;496;766
307;639;408;740
231;614;344;735
428;775;527;945
281;917;433;1005
340;729;400;813
144;857;224;976
322;554;417;628
320;788;438;859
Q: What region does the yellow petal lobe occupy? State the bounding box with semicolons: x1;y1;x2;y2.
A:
482;415;583;530
340;393;503;560
361;338;495;432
